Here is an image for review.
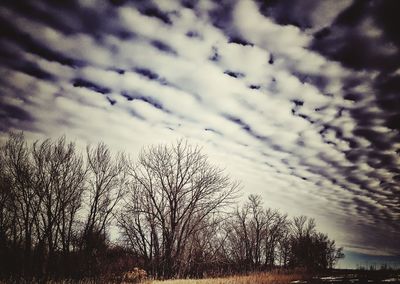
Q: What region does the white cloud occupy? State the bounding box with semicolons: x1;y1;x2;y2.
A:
1;0;399;257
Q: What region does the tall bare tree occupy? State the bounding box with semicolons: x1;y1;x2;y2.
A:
118;140;239;277
0;140;15;271
225;194;269;270
1;132;41;274
264;208;288;268
31;137;86;274
83;143;127;251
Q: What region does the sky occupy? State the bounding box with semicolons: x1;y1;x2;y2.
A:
0;0;399;268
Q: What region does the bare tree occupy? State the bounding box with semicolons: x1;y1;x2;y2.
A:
0;134;129;278
224;196;343;272
83;143;127;252
1;132;42;275
288;215;343;270
0;133;345;279
264;208;288;268
247;195;267;268
233;206;251;268
30;137;86;274
225;194;272;270
118;140;239;278
276;223;292;268
326;237;344;269
178;213;229;277
225;195;264;270
292;216;316;239
0;146;12;240
0;141;15;271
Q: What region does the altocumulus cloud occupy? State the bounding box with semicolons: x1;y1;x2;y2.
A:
0;0;399;261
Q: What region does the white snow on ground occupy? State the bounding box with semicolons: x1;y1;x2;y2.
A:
382;278;399;282
319;276;344;281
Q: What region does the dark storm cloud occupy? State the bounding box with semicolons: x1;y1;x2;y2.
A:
0;16;85;68
306;0;400;136
0;58;55;82
8;0;130;40
72;78;111;94
255;0;318;29
121;91;167;112
248;84;260;90
374;73;400;131
228;35;254;47
185;30;202;39
1;1;78;35
311;1;400;72
137;3;173;25
255;0;399;245
224;114;289;155
133;67;161;81
250;0;400;136
291;72;330;92
150;40;178;55
224;70;245;78
0;101;34;131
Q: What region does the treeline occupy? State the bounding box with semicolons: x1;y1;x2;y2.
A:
0;133;343;280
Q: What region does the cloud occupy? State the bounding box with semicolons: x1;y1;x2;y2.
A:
0;0;399;258
256;0;353;31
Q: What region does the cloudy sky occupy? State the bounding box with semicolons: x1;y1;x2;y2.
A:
0;0;399;268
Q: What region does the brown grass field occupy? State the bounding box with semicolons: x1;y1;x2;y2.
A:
148;270;400;284
149;272;306;284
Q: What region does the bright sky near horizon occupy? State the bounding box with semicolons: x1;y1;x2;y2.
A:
0;0;399;268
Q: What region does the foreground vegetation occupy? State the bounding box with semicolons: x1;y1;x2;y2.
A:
0;133;343;281
151;271;306;284
1;269;399;284
151;269;400;284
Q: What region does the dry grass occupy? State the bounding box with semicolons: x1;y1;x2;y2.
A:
150;272;306;284
0;272;305;284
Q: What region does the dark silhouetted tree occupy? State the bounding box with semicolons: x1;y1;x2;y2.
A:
118;140;239;278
